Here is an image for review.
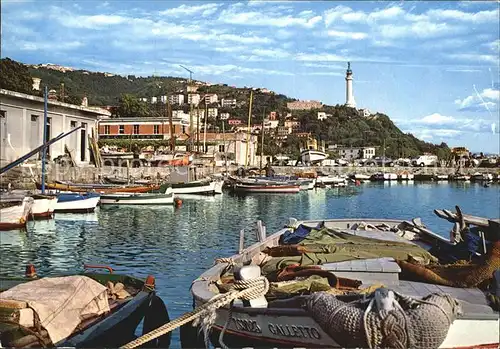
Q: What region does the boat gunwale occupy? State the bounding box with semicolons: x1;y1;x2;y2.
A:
191;217;500;321
192;218;405;307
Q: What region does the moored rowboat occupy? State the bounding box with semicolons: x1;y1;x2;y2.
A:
55;193;100;213
0;197;34;231
37;182;160;194
0;265;170;348
233;183;300;193
100;188;174;205
31;195;58;219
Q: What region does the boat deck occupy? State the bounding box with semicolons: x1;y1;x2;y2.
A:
392;281;497;320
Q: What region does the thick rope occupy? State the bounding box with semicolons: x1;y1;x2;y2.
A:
120;276;269;349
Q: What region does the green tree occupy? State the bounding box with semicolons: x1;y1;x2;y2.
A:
0;58;34;94
116;94;149;117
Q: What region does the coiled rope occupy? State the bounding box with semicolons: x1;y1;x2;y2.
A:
120;276;269;349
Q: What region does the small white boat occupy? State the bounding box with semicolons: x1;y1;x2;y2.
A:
234;183;300;194
316;175;346;185
470;173;493;182
0;197;34;230
300;149;328;165
31;195;58;219
170;180;216;195
213;180;223;195
383;173;398;181
435;174;449;181
55;193;100;213
100;187;174;205
353;173;371;180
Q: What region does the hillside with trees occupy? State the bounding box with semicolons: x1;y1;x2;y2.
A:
0;57;450;159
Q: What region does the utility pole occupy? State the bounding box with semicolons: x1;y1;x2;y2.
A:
260;108;266;170
168;101;175;151
203;103;208;153
180;65;194;151
245;90;253;168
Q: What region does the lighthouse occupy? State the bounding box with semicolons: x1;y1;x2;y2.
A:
345;61;356;108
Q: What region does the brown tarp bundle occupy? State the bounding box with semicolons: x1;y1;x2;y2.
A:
397;240;500;288
261;227;436;275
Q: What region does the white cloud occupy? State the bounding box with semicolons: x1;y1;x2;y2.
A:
218;7;322;28
447;53;499;64
455;88;500;111
19;40;83;51
327;30;368;40
159;3;221;17
251;48;290;58
425;8;499;23
379;22;462;39
420;113;456;124
303;62;344;69
295;53;347;62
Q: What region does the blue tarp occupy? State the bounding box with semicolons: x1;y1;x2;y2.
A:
279;222;324;245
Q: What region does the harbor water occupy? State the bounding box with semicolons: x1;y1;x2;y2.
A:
1;181;499;347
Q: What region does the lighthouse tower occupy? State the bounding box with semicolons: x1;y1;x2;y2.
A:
345;61;356;108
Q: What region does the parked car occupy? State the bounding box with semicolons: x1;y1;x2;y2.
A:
364;157;394;167
412;155;438;167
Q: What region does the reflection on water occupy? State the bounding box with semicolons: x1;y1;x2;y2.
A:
0;182;498;346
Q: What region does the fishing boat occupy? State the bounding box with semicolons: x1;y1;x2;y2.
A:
100;187;174;206
31;194;58;219
213;180;224;195
397;171;415;180
470;172;493;182
168;179;217;195
0;264;170;348
233;182;301;194
37;182;160;194
451;174;471;181
434;174;450;181
299;138;328;165
0;197;34;231
186;211;499;348
316;175;346;185
55;192;100;213
351;173;371;181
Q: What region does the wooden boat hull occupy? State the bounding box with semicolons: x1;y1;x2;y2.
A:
31;196;57;219
171;181;215;195
55;193;100;213
234;184;300;193
0;197;33;231
300;150;328;164
100;192;174;205
38;182;160;194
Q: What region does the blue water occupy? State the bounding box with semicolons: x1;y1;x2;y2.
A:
1;182;498;346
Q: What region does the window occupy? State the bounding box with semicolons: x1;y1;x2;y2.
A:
154;125;160;134
182;126;186;134
104;125;110;134
133;125;140;134
70;121;77;128
218;145;225;152
31;115;38;122
0;110;5;118
119;125;125;134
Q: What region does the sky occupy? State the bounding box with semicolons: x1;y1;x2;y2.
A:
2;0;499;153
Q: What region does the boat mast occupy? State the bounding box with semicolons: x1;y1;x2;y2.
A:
41;86;48;194
260;108;265;171
168;101;175;151
196;104;200;152
245;90;253;168
203;102;208;153
222;119;227;172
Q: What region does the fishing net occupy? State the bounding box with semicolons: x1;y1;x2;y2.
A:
304;290;461;349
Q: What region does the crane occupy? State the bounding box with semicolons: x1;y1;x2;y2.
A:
179;65;194;82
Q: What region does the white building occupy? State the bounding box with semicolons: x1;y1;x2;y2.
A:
220;112;230;120
168;94;185;105
187;85;198;93
151;96;158;104
197;132;258;166
337;146;375;160
160;95;168;104
32;78;41;91
204;94;218;105
221;98;237;108
345;62;356;108
263;119;279;129
188;94;200;106
0;89;111;164
358;108;371;117
317;111;327;121
208;107;218;118
172;110;190;122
